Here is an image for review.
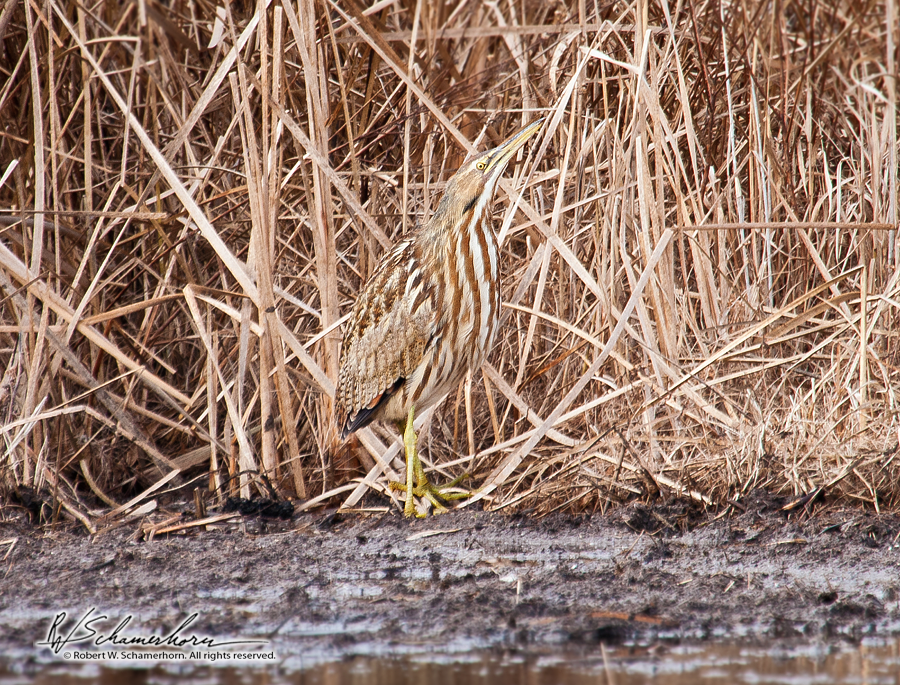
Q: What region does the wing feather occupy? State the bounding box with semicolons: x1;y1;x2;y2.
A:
336;240;436;435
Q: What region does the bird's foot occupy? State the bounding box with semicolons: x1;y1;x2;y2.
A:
391;406;473;517
389;474;471;517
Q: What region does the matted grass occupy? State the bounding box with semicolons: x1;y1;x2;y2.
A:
0;0;898;528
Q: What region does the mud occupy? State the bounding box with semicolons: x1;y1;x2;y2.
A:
2;494;900;667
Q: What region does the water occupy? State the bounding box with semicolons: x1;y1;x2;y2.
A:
4;642;900;684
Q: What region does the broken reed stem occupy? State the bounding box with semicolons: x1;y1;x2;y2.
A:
859;265;868;431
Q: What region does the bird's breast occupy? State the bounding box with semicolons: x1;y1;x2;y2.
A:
406;216;501;411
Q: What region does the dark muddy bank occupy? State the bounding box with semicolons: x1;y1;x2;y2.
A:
2;495;900;666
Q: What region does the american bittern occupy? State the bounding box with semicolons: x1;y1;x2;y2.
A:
336;119;544;517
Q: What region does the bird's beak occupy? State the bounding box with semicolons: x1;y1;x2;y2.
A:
484;117;545;177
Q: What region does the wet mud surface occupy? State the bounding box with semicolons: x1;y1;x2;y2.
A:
2;494;900;666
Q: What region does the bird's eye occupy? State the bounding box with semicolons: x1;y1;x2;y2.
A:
476;160;486;171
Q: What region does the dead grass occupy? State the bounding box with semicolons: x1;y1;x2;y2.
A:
0;0;898;528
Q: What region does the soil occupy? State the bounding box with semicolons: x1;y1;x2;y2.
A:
2;492;900;667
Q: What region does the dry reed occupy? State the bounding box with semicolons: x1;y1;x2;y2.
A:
0;0;898;528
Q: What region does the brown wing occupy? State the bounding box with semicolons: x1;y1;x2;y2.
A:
336;238;437;437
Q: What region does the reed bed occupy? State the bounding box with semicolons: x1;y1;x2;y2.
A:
0;0;898;529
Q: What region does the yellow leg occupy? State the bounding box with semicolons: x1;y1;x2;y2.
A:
403;407;417;517
389;406;471;517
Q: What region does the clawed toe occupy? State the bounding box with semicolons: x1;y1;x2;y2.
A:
390;477;471;517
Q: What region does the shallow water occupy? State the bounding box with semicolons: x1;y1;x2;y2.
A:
5;642;900;684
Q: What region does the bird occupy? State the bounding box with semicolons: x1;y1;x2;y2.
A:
335;118;544;517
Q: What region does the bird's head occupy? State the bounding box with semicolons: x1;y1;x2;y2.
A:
438;118;544;221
